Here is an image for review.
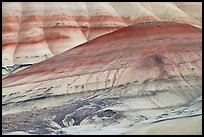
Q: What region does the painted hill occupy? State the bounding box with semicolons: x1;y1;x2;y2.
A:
2;2;202;135
2;2;202;77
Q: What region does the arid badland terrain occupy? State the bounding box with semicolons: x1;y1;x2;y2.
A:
2;2;202;135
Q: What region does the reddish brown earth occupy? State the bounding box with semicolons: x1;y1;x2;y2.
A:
2;20;202;135
2;2;202;71
2;3;202;135
2;21;202;87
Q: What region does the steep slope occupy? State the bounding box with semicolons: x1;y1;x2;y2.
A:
2;18;202;135
174;2;202;24
2;21;202;135
13;2;54;65
2;21;202;104
2;2;22;66
2;2;202;77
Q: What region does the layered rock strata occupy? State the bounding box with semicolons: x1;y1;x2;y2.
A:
2;2;202;77
2;21;202;135
2;21;202;105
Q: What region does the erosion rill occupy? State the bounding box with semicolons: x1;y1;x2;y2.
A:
2;21;202;135
2;2;202;77
2;2;202;135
